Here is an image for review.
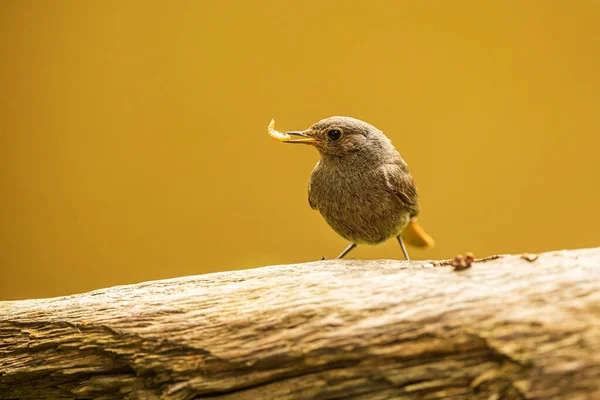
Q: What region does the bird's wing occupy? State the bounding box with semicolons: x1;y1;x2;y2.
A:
383;162;435;248
382;162;420;218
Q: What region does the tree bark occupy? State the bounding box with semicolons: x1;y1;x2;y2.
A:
1;248;600;400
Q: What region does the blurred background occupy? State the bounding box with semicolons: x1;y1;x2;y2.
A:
1;1;599;300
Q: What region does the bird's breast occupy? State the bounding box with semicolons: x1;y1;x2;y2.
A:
308;167;409;244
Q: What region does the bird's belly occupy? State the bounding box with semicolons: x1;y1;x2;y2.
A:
314;181;409;245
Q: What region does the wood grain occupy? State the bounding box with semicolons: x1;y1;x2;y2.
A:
1;248;600;399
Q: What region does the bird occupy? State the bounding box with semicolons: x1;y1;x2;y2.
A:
268;116;434;260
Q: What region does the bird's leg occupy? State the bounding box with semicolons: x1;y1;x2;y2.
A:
396;235;410;261
336;243;357;259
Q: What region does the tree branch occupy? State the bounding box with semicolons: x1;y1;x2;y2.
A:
2;248;600;399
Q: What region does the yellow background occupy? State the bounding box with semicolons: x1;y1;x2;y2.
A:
1;1;599;300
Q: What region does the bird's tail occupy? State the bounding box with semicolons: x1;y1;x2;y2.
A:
401;217;435;248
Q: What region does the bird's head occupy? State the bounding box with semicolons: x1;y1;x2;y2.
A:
280;116;394;160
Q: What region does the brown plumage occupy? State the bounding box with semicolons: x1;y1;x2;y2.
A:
277;116;433;260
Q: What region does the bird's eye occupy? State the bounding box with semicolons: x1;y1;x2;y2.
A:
327;129;343;140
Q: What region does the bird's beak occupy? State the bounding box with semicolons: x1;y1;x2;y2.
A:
283;130;319;144
267;120;319;144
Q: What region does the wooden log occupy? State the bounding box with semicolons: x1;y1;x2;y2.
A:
1;248;600;399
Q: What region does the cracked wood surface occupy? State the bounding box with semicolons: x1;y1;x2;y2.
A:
1;247;600;399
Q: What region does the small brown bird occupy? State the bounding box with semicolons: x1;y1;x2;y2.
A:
269;116;434;260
